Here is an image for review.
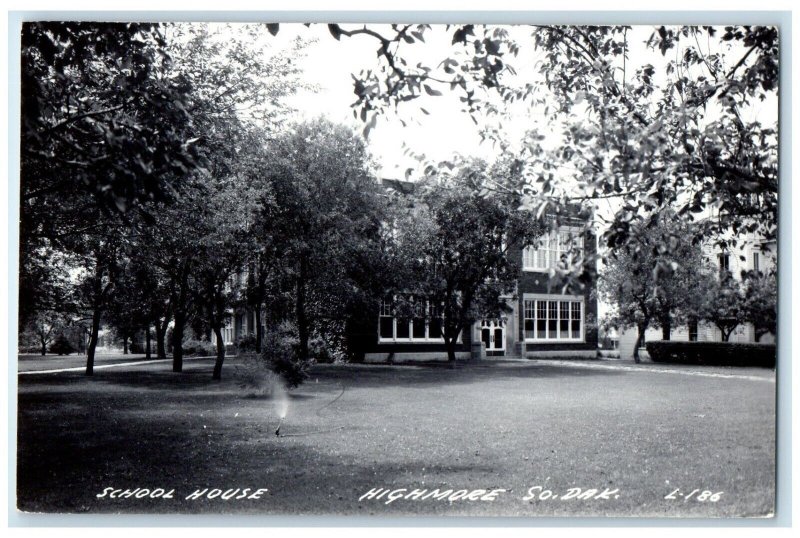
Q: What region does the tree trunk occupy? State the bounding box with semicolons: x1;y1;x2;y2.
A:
661;319;671;341
296;260;309;361
145;328;152;360
633;322;647;364
720;327;732;342
212;326;225;380
754;328;767;343
155;322;167;360
122;335;129;355
444;324;461;363
86;305;102;376
40;337;47;356
445;337;457;362
172;312;185;372
255;304;263;354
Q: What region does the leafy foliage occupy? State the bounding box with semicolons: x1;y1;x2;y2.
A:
21;22;200;213
262;323;313;389
310;23;778;256
600;214;714;360
646;340;775;367
698;273;748;342
256;118;384;362
741;269;777;342
49;334;77;355
385;157;547;360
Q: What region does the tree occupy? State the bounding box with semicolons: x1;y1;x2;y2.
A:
387;157;547;361
699;273;747;342
289;24;777;270
19;22;306;372
191;140;262;381
600;214;713;362
258;118;384;362
72;237;122;375
20;310;68;356
104;254;155;355
741;269;777;342
20;22;200;211
19;22;203;331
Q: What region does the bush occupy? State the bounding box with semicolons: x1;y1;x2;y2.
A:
309;334;345;364
233;353;282;398
262;322;313;388
49;335;76;355
236;333;258;353
181;337;216;357
645;341;776;368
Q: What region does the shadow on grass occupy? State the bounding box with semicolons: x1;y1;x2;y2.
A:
18;376;500;514
19;360;624;399
308;361;625;389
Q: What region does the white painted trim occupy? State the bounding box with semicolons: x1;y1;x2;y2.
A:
522;294;586;343
364;352;471;363
525;350;596;359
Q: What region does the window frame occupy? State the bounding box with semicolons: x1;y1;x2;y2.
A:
718;252;731;276
522;227;585;272
378;296;451;344
523;294;585;343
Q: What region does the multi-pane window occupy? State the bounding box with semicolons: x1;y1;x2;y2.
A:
523;298;583;341
523;229;584;271
378;297;446;342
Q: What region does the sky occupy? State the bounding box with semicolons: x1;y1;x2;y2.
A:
258;23;777;186
265;23;547;179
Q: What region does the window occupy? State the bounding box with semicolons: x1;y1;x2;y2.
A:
753;252;760;273
378;296;446;343
688;319;698;342
523;229;584;271
718;252;730;277
523;297;583;341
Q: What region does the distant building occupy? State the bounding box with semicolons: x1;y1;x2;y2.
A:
208;178;600;362
356;179;598;362
617;227;776;360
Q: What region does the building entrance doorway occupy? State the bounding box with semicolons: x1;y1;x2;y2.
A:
480;319;506;356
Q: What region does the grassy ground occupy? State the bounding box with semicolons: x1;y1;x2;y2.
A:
16;357;775;518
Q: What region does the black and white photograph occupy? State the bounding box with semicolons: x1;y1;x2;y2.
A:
11;11;783;521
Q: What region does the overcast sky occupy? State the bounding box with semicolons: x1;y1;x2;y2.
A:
263;23;777;184
267;23;546;179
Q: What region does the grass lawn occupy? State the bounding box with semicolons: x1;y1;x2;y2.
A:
16;357;775;518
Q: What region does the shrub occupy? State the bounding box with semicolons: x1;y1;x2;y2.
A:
49;335;76;355
233;353;282;398
236;333;258;353
645;341;776;368
181;337;216;357
309;333;345;364
262;322;313;388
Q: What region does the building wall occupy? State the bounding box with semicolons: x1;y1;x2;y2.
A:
615;230;776;360
618;321;771;360
507;224;599;358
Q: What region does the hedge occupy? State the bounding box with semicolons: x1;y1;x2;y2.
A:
645;341;776;368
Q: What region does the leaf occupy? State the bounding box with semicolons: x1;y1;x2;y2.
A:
452;24;474;45
423;84;442;97
328;24;342;41
363;113;378;139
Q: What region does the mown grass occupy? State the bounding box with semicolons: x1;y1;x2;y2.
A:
16;358;775;518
